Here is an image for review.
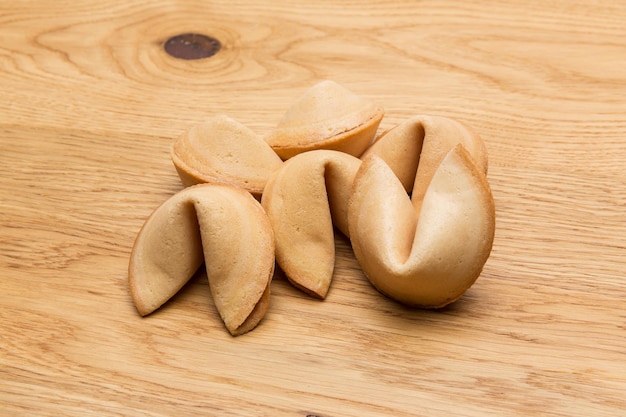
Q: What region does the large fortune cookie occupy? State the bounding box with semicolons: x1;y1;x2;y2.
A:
349;116;495;308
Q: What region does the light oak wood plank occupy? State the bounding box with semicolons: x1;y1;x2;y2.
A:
1;1;625;416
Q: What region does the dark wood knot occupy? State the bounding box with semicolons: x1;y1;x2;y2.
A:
164;33;221;60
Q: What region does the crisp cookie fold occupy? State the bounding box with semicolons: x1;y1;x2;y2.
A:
128;183;275;336
361;115;488;214
261;150;361;299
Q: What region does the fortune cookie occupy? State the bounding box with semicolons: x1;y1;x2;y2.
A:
128;183;275;336
261;150;361;298
171;115;283;198
265;80;384;160
349;116;495;308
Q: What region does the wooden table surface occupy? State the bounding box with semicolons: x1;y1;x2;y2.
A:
2;1;625;416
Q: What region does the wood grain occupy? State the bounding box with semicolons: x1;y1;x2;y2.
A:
1;0;625;416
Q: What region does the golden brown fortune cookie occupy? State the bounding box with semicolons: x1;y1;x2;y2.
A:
128;183;275;336
171;115;283;198
349;116;495;308
265;80;384;160
261;150;361;299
